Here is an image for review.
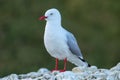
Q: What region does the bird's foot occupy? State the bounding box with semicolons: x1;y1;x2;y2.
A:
59;69;66;72
52;69;66;72
52;69;58;72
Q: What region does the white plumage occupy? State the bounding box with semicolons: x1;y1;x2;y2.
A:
40;8;90;71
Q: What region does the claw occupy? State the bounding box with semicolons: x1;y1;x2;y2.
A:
52;69;65;72
59;69;66;72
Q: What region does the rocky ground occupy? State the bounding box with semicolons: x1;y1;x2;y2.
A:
0;62;120;80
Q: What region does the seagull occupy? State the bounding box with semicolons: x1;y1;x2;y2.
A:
39;8;90;72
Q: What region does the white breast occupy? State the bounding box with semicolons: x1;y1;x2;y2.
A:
44;25;70;60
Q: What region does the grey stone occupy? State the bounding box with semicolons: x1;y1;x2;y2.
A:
0;62;120;80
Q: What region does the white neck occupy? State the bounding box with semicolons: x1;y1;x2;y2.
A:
46;20;61;28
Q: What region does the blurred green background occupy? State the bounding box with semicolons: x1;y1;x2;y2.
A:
0;0;120;77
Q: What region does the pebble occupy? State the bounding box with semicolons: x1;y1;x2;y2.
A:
0;62;120;80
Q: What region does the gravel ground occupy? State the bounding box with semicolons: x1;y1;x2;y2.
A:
0;62;120;80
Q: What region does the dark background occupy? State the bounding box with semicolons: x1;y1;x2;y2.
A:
0;0;120;77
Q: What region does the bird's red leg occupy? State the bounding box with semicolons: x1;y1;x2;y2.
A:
60;58;67;72
63;58;67;71
55;58;58;70
52;58;58;72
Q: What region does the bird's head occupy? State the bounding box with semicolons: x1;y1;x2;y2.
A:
39;8;61;22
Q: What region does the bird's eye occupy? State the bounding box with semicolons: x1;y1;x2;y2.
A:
50;13;53;15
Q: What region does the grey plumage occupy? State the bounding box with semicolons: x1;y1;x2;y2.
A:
66;31;83;59
66;31;91;67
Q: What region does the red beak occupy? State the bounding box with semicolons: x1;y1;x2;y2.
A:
39;16;47;20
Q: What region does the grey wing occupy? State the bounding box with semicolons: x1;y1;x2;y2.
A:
66;32;83;59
